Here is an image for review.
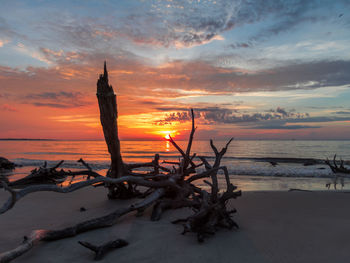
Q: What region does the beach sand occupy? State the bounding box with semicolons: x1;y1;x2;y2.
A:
1;187;350;263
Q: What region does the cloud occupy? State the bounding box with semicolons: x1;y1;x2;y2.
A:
2;2;350;97
229;42;252;49
227;60;350;92
251;5;321;41
268;107;298;118
115;1;232;48
334;111;350;115
2;51;350;115
0;16;22;40
116;58;350;94
24;91;89;108
138;0;312;48
40;17;122;50
26;91;82;100
286;116;350;123
153;105;350;131
154;106;309;126
30;102;78;108
30;0;347;50
246;116;350;131
276;107;289;117
201;107;309;124
240;1;350;43
40;13;225;49
139;0;350;48
245;115;350;130
39;48;83;63
153;111;192;125
248;124;321;130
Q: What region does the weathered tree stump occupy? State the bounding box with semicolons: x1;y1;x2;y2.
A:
96;62;126;198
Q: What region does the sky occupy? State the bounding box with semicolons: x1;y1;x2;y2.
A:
1;0;350;140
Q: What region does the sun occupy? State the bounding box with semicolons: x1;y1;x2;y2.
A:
162;131;174;140
153;130;177;140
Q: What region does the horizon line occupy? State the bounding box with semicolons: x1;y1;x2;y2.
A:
1;138;350;141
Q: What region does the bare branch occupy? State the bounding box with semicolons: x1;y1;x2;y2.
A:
198;156;212;170
168;135;194;167
326;155;350;174
185;109;196;161
0;175;182;214
78;158;92;171
51;160;64;170
210;139;219;156
186;167;221;183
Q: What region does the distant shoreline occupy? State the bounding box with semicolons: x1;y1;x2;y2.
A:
0;138;59;141
0;138;350;141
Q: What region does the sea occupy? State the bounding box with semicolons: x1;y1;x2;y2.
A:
1;139;350;191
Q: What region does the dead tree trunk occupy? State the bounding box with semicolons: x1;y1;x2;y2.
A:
96;62;125;198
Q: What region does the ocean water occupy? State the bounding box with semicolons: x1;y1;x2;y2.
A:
1;140;350;191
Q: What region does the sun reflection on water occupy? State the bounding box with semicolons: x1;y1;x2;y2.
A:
166;141;170;152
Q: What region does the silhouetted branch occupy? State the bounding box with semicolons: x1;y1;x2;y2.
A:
325;154;350;190
326;154;350;174
8;160;101;187
0;175;182;214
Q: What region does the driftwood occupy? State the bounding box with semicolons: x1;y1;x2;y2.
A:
0;63;240;262
325;155;349;189
7;159;100;188
325;155;350;174
0;173;183;215
0;189;163;263
0;113;239;262
9;161;66;186
97;62;126;198
0;157;16;171
288;188;313;192
78;239;128;260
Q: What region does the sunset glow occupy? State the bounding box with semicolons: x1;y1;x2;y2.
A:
1;1;350;140
155;130;176;140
